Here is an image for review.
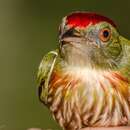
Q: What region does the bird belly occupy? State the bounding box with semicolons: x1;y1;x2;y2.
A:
47;67;130;130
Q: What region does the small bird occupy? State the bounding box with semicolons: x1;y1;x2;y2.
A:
37;12;130;130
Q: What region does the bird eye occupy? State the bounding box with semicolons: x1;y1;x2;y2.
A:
99;28;111;42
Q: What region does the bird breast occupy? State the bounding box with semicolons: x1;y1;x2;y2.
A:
47;66;130;129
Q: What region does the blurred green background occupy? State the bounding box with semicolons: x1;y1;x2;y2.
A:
0;0;130;130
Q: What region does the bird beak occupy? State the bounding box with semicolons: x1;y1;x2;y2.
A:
59;28;98;47
59;28;82;44
60;35;99;48
60;37;83;43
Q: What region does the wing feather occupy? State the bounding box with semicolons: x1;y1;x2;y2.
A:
37;50;58;103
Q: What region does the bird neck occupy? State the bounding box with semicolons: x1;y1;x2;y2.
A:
60;46;115;70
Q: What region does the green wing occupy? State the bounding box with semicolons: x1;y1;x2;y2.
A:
37;50;58;104
118;36;130;76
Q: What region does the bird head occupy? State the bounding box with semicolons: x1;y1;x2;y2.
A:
59;12;123;70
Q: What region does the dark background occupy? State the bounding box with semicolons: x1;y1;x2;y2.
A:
0;0;130;130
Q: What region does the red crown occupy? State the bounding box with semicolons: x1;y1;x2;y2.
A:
66;12;116;28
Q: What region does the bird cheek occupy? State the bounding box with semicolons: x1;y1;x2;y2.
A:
95;39;101;48
96;38;110;48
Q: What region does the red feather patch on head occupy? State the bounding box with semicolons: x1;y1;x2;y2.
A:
66;12;116;28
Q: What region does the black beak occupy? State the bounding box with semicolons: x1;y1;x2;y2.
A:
60;28;81;41
59;28;82;46
61;28;75;39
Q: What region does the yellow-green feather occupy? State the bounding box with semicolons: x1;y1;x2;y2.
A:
37;49;58;104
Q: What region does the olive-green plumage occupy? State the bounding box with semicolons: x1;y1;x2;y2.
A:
37;12;130;130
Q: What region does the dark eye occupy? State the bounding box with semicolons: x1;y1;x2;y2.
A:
99;28;111;42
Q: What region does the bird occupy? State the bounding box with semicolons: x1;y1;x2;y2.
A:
37;12;130;130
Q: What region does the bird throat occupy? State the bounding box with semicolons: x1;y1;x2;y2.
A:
61;43;113;69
